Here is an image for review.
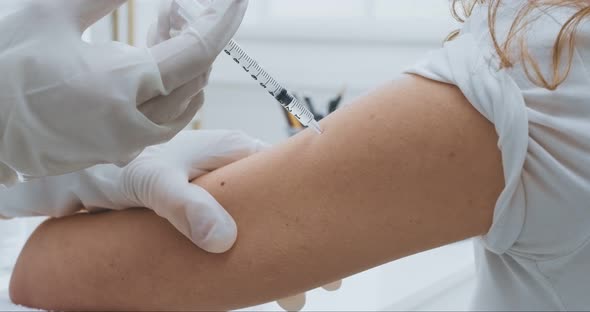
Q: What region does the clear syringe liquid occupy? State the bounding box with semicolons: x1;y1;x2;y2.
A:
176;0;323;134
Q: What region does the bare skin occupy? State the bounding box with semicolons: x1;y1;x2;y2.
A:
10;75;504;311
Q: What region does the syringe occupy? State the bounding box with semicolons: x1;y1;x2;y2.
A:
176;0;323;134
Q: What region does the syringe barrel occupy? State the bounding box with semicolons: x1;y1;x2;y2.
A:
176;0;321;131
274;90;316;126
223;40;316;127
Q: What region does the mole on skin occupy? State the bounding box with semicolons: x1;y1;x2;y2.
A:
220;181;226;187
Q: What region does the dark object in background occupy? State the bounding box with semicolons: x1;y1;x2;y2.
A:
328;86;347;114
284;87;347;136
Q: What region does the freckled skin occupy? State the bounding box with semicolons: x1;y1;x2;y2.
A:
10;75;502;311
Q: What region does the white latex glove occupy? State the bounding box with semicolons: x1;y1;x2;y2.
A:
277;281;343;312
0;0;247;185
0;130;264;253
148;0;190;47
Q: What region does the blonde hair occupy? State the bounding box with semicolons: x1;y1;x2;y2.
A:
449;0;590;90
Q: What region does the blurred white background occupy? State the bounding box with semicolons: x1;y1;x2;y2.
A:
0;1;476;311
88;0;460;143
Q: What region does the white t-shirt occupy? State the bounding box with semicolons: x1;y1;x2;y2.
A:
406;2;590;311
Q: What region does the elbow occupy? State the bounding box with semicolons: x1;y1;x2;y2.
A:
10;263;60;311
9;256;37;309
8;220;62;311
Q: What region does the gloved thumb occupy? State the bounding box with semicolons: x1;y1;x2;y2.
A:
62;0;127;32
153;182;238;253
147;0;174;48
148;0;248;94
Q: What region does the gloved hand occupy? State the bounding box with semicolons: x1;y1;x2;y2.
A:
148;0;190;47
0;127;342;308
0;130;264;253
0;0;247;185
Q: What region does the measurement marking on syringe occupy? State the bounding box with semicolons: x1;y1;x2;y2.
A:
222;39;321;131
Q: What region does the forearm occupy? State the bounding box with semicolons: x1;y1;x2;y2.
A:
10;75;503;311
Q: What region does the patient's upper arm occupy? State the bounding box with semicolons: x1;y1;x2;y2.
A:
10;75;503;311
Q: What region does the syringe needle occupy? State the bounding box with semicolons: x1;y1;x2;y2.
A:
176;0;322;134
308;120;323;134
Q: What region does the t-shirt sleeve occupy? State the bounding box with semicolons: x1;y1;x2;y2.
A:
405;34;529;254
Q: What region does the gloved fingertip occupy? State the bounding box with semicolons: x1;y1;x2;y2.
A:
147;23;159;48
178;185;239;253
190;91;206;113
191;212;238;254
322;280;343;291
277;293;306;312
231;131;270;153
255;139;272;152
